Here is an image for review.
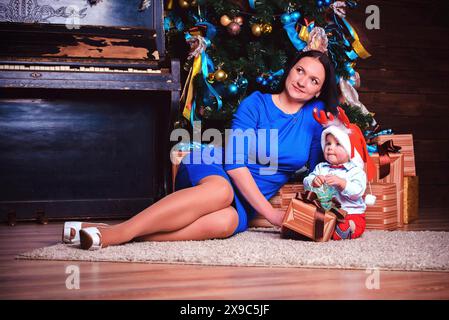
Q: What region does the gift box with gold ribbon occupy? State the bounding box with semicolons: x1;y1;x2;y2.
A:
281;191;347;242
365;183;398;230
403;176;419;224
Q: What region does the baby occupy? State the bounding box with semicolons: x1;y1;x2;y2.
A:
303;108;376;240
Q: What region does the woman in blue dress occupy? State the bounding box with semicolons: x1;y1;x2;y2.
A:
62;50;339;250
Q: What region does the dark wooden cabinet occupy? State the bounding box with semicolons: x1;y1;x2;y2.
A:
0;0;181;221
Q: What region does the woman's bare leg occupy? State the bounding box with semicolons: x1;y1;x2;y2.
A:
134;206;239;241
97;175;235;247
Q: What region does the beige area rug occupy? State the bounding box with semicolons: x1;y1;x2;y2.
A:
17;228;449;272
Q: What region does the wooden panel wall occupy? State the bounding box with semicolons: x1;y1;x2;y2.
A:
350;0;448;208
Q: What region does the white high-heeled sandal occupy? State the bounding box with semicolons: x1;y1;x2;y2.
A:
62;222;83;244
79;227;103;250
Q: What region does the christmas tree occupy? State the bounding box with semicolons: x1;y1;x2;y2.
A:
164;0;374;133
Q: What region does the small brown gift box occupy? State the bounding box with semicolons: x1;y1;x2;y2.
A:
369;153;404;227
171;150;191;192
270;183;305;210
251;184;305;228
372;134;416;177
365;183;398;230
281;191;347;242
403;176;419;224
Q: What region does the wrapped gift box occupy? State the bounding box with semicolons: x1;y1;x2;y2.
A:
372;134;416;177
365;183;398;230
281;192;346;242
250;184;304;228
369;153;404;227
271;183;305;209
403;176;419;224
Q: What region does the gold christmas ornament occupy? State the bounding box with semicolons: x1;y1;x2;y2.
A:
220;15;232;26
233;16;244;26
251;23;262;36
214;69;228;82
262;23;272;34
178;0;190;9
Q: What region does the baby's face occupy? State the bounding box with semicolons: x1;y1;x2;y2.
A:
324;133;349;165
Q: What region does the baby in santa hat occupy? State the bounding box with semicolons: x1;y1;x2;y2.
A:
303;107;376;240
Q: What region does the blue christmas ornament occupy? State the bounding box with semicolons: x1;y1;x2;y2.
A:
290;11;300;22
268;75;273;81
262;79;268;86
280;13;291;25
324;0;332;6
228;83;239;95
238;77;249;89
316;0;324;7
256;76;264;83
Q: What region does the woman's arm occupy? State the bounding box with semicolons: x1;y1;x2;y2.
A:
227;167;285;226
224;93;284;226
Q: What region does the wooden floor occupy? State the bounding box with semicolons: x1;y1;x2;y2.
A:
1;208;448;300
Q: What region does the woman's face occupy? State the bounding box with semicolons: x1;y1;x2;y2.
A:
283;56;325;102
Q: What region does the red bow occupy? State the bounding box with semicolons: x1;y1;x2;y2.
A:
330;164;345;169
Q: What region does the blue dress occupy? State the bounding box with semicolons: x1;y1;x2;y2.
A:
174;91;324;234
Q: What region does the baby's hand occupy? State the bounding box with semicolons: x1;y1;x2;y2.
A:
325;175;346;190
312;175;326;187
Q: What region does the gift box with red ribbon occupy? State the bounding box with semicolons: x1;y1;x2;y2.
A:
281;191;347;242
369;135;418;225
372;134;416;177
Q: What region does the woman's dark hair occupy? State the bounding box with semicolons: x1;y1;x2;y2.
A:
275;50;339;114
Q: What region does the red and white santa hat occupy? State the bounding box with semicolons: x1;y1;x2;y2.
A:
313;106;376;182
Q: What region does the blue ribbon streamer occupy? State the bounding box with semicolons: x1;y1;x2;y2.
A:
201;51;223;111
190;100;197;124
367;145;378;154
344;62;356;85
374;129;393;137
271;69;284;77
333;14;359;61
248;0;256;9
196;21;217;40
164;15;184;32
175;141;203;152
185;23;223;126
283;21;307;51
164;17;170;31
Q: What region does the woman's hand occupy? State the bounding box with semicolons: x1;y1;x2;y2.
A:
263;207;286;227
312;175;326;187
325;174;346;190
